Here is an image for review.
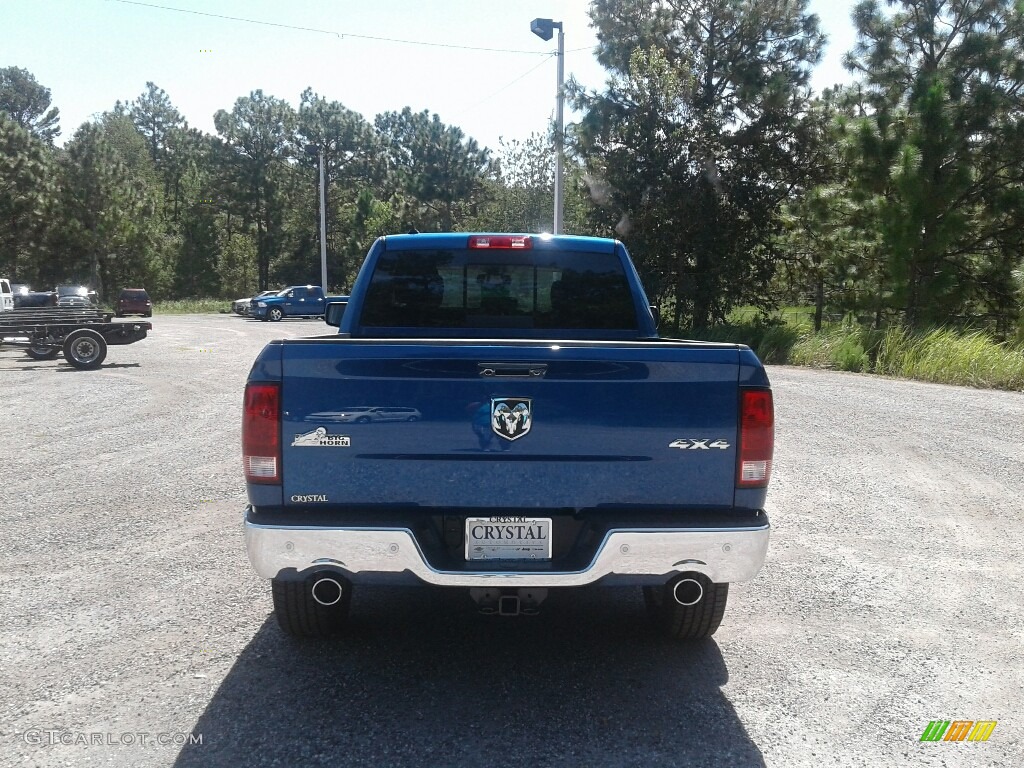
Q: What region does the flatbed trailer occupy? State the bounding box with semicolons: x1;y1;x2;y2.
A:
0;307;151;369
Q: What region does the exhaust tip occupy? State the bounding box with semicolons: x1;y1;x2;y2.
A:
672;577;704;606
311;576;344;606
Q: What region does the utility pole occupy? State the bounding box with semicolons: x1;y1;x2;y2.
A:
531;18;565;234
305;144;329;290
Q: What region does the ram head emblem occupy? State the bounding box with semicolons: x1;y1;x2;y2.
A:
491;398;532;441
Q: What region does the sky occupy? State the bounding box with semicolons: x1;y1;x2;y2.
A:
2;0;860;153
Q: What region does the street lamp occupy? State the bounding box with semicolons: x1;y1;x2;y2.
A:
304;144;329;291
530;17;564;235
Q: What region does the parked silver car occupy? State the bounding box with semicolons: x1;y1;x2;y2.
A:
57;295;94;308
232;290;277;316
305;406;422;424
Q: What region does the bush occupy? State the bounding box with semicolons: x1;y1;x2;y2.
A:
756;325;800;364
153;298;229;314
834;338;869;372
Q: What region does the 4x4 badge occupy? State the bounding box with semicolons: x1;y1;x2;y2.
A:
669;439;730;450
491;398;532;441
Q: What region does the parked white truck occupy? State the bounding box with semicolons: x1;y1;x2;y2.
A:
0;279;14;312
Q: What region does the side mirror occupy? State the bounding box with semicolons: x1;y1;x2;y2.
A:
324;301;348;327
649;305;661;329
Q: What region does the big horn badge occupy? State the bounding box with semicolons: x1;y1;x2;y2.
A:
491;398;532;441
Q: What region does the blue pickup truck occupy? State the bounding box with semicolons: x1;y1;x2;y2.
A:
251;285;328;321
243;233;774;640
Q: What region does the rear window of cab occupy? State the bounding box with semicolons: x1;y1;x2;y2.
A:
360;249;638;331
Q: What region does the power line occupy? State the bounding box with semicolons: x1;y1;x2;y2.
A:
453;54;556;118
107;0;554;54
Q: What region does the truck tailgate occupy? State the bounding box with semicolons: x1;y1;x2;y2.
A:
278;339;741;510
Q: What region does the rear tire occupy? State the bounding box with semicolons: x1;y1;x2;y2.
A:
62;329;108;370
26;341;60;360
272;576;351;638
644;576;729;640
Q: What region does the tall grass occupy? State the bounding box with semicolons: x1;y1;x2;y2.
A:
872;327;1024;389
688;320;1024;390
788;325;876;372
683;321;800;364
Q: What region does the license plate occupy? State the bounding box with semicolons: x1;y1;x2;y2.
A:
465;517;552;561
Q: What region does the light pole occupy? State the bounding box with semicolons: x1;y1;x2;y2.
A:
304;144;329;291
530;17;564;235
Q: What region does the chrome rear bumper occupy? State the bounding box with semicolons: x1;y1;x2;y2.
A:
245;511;770;587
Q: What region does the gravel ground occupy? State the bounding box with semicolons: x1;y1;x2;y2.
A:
0;314;1021;768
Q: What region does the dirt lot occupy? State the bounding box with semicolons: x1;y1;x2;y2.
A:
0;314;1021;767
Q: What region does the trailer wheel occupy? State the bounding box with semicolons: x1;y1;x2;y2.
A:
26;341;60;360
62;329;108;370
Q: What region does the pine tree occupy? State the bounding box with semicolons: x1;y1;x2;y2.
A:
0;115;56;281
844;0;1024;329
574;0;826;329
0;66;61;143
374;107;492;232
213;91;297;290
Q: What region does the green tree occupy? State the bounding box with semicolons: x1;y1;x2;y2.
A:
53;121;166;297
374;107;492;231
100;111;161;191
0;115;56;280
773;90;887;330
217;231;258;297
171;141;223;297
468;133;594;235
0;66;61;143
844;0;1024;330
573;0;826;329
129;83;184;166
129;83;191;219
297;89;385;287
214;91;297;290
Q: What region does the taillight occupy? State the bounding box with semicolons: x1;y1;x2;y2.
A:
738;389;774;488
468;235;532;249
243;382;281;484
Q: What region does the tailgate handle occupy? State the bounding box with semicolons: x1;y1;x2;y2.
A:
478;363;547;378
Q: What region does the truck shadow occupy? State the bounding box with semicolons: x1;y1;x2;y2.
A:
174;586;765;768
